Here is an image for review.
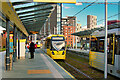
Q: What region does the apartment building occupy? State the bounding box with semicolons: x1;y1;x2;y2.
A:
87;15;97;29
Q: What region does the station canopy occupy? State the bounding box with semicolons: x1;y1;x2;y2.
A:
72;22;120;37
10;0;56;34
72;27;104;36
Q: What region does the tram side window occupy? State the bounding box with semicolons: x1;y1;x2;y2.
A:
47;40;50;49
98;40;104;52
118;37;120;55
91;40;97;51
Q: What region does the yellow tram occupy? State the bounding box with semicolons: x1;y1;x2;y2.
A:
45;34;66;60
89;28;120;78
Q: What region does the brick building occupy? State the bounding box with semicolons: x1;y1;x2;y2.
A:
63;26;75;46
62;16;76;47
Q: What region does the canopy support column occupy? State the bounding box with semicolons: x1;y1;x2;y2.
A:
13;25;17;62
48;17;50;35
6;19;10;70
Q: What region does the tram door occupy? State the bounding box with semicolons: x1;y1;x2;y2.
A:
119;38;120;55
107;34;115;65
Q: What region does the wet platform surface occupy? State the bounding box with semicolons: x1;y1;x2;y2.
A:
1;49;75;80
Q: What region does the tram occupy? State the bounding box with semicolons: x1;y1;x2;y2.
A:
45;34;66;60
89;28;120;78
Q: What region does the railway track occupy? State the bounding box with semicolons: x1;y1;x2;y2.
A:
41;49;119;80
65;62;93;80
57;51;119;80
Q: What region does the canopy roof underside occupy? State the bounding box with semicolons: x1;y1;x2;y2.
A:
10;0;55;34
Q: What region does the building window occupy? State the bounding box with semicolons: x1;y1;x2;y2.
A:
66;27;67;29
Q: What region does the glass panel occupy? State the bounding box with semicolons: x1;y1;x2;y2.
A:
17;8;35;13
118;36;120;55
14;3;35;8
91;38;97;51
98;39;104;52
52;41;65;51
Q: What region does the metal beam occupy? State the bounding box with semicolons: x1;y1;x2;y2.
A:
19;11;51;18
26;27;44;32
23;19;46;24
12;2;31;6
25;22;44;27
17;7;53;15
20;15;48;21
15;3;51;11
20;13;49;20
21;17;47;22
24;20;45;25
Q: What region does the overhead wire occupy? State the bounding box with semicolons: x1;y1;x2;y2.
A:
73;0;99;16
78;2;119;5
67;0;119;28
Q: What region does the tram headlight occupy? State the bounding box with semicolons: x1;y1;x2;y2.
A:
62;51;64;55
52;51;54;55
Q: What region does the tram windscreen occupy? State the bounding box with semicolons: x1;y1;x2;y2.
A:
52;41;65;51
51;37;65;51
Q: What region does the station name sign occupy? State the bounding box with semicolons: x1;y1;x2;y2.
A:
33;0;76;3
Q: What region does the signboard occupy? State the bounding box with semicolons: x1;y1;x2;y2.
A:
10;39;13;53
52;37;64;40
33;0;76;3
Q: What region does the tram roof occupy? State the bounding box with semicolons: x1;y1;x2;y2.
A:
72;22;120;37
0;0;56;36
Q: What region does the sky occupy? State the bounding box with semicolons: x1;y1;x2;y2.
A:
62;1;119;28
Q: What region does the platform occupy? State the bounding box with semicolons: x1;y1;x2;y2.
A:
67;49;89;59
1;49;75;80
68;49;89;54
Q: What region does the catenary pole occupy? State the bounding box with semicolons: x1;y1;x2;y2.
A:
104;0;108;79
